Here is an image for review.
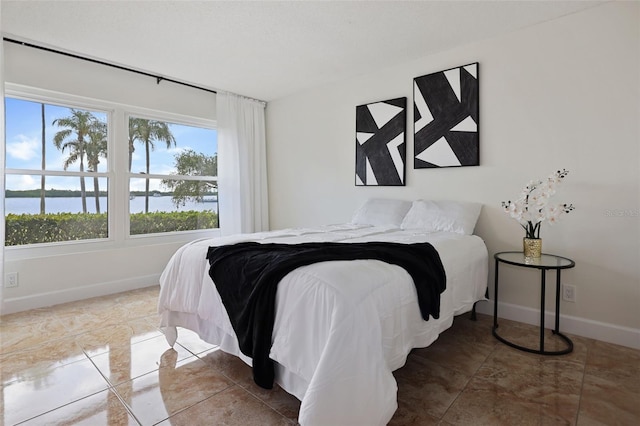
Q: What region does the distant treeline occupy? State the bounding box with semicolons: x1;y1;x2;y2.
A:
5;189;172;198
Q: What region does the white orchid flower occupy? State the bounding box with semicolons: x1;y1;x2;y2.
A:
501;169;573;239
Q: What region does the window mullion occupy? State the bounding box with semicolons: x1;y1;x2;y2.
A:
4;169;109;178
134;173;217;181
111;108;128;243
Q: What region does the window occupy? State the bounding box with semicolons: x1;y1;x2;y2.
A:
128;116;218;236
4;97;109;245
4;94;218;247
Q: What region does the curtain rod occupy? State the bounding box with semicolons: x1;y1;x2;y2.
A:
3;37;217;95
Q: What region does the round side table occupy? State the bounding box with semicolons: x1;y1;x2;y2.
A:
493;251;575;355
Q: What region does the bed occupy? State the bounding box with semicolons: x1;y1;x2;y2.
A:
158;198;488;425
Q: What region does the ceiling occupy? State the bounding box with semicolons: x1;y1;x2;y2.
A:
1;0;605;102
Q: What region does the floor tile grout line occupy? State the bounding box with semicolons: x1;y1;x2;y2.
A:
180;341;291;421
91;344;233;425
194;350;251;389
9;340;113;426
188;344;299;422
149;382;239;425
81;334;145;425
238;381;299;421
174;340;216;357
437;334;500;422
573;343;589;425
83;338;189;388
12;388;115;426
0;342;102;389
75;327;167;359
239;385;300;424
450;337;587;424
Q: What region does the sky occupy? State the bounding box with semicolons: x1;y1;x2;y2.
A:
4;97;217;192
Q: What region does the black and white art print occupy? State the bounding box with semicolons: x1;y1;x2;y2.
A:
355;97;407;186
413;62;479;169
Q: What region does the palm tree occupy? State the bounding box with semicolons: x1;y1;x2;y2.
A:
129;118;176;213
52;109;97;213
128;118;144;172
86;120;108;213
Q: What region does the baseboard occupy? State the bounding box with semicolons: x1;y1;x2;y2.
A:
0;274;160;315
475;300;640;350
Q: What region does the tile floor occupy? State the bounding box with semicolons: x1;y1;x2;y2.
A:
1;285;639;425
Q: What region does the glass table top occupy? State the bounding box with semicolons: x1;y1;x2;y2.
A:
495;251;575;269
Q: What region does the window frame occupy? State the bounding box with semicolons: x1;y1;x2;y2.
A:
124;109;219;239
4;84;220;260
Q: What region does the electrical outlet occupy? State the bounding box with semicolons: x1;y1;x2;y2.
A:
562;283;576;303
5;272;19;288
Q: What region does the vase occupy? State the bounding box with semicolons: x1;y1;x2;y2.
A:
523;238;542;258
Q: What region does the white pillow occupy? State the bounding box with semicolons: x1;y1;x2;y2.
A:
351;198;412;227
401;200;482;235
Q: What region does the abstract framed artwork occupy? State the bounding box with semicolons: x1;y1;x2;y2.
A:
413;62;479;169
355;97;407;186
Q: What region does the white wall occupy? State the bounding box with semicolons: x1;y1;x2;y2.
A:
266;2;640;347
1;42;217;314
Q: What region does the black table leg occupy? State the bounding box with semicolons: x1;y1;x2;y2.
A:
493;258;499;330
540;269;546;352
555;269;561;333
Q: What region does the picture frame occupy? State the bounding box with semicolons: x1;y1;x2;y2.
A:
355;97;407;186
413;62;479;168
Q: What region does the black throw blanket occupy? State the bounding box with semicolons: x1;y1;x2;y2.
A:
206;241;446;389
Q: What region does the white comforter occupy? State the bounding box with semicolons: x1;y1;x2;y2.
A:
158;224;488;425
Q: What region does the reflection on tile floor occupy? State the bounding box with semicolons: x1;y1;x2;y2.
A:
1;286;639;425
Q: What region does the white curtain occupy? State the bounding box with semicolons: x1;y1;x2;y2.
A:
216;91;268;236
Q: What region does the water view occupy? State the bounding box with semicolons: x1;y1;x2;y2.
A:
5;196;218;215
